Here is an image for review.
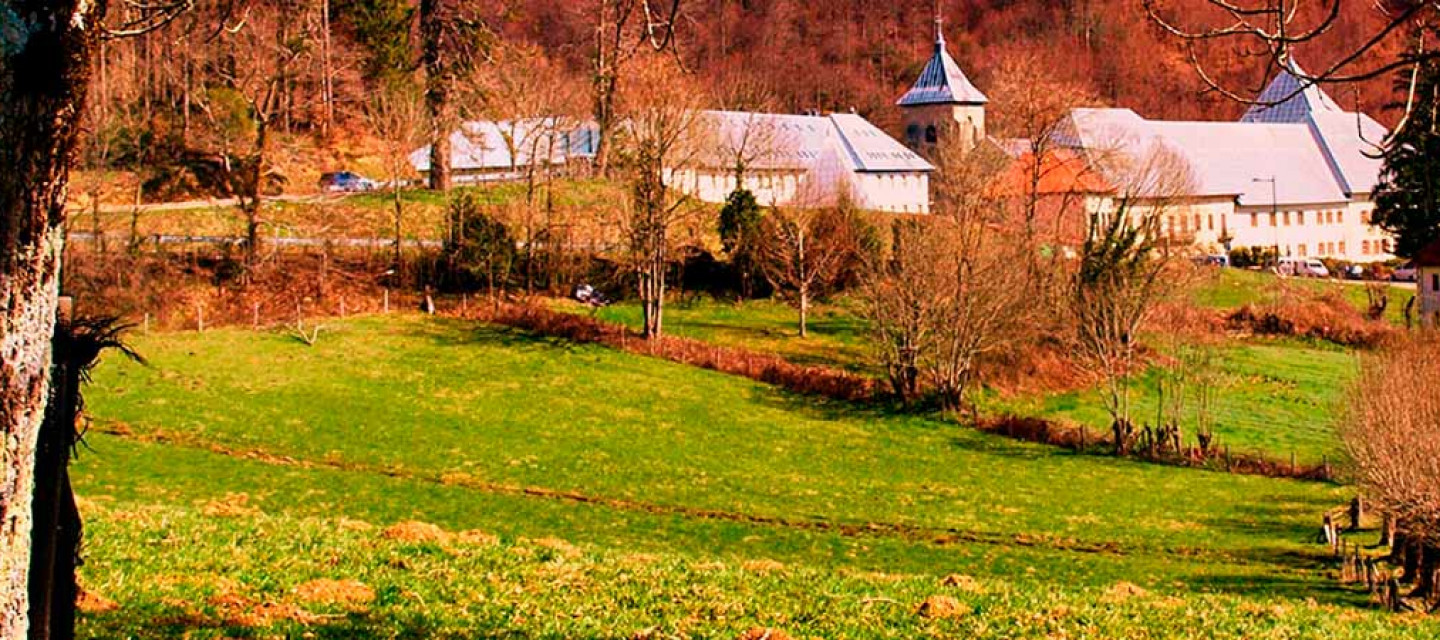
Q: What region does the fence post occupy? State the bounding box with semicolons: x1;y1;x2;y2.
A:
196;302;204;333
142;312;150;334
383;289;390;314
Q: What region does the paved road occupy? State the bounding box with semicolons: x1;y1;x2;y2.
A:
73;192;365;215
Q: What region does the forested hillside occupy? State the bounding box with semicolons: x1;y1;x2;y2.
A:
95;0;1403;160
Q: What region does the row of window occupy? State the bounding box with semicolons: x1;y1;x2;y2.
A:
1168;213;1228;235
1249;209;1360;228
1272;238;1391;257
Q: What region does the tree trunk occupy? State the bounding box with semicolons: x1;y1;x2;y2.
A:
1;0;105;635
798;285;809;338
421;0;453;191
392;185;404;271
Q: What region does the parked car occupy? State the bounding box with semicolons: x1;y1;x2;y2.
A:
318;171;377;193
1194;254;1229;268
1276;257;1330;278
1391;261;1418;282
1343;265;1366;280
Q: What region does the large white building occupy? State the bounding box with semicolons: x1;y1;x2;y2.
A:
670;110;935;213
1056;62;1394;262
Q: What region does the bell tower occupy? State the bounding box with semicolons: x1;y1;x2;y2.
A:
896;14;987;155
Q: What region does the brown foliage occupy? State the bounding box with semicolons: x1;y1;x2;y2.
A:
1225;292;1396;348
470;301;878;402
1342;337;1440;546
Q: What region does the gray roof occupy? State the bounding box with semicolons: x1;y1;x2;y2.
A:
705;110;933;175
896;29;987;107
1058;61;1389;205
1063;108;1347;206
1240;60;1344;124
410;118;597;173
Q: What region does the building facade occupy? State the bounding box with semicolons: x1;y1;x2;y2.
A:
1058;62;1395;262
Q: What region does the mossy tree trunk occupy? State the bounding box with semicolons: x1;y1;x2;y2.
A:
0;0;107;636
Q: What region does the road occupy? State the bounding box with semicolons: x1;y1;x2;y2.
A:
73;192;365;215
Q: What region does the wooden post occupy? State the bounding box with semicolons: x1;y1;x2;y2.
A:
253;303;260;330
1350;496;1364;532
383;289;390;314
195;302;204;333
143;312;150;333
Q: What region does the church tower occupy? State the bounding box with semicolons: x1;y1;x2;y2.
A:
896;16;987;155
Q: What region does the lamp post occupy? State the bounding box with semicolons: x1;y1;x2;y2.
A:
1253;176;1279;267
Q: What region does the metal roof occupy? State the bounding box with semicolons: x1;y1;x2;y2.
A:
1240;60;1344;124
1063;108;1348;206
705;110;934;174
896;28;988;107
409;118;597;173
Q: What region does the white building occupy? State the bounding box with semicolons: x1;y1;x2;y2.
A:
1057;62;1395;262
409;118;598;184
670;110;935;213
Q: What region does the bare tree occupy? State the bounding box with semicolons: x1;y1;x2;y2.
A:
1144;0;1433;136
923;141;1030;413
861;219;943;403
590;0;685;176
1342;337;1440;603
365;81;427;271
614;54;711;339
1070;144;1196;452
756;199;863;338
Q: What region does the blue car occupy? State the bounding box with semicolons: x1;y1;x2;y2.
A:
319;171;377;193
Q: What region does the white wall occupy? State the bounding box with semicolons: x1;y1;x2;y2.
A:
670;167;931;214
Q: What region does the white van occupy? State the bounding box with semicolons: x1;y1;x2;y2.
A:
1276;257;1330;278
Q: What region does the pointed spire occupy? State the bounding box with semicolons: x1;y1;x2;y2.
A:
897;8;987;107
1240;57;1343;123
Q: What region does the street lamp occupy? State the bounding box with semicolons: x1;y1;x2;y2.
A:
1253;176;1279;266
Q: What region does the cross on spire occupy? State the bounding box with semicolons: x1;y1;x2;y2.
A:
934;0;945;45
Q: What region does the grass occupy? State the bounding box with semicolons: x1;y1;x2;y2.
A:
983;339;1358;463
590;295;873;373
70;314;1435;637
69;178;627;242
1191;268;1414;325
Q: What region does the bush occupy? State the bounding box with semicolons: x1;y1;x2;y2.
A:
1225;292;1396;348
1228;246;1277;269
434;194;516;293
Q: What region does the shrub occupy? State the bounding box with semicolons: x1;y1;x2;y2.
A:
1225;291;1395;348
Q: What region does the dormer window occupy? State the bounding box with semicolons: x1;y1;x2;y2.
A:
925;126;938;144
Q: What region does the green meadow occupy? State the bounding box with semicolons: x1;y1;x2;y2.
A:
70;314;1431;637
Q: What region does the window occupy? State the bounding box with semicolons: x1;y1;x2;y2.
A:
1383;239;1392;252
1194;214;1202;231
1297;211;1305;225
1362;240;1371;255
1208;214;1215;231
1338;241;1346;254
1298;244;1308;256
1251;213;1259;227
1325;211;1333;224
924;126;938;144
1338;211;1345;224
1284;212;1291;226
1432;273;1439;293
1270;212;1278;227
906;124;921;146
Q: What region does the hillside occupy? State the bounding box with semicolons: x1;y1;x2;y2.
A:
491;0;1405;132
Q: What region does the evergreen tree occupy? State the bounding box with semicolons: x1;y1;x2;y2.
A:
718;189;763;256
1373;61;1440;259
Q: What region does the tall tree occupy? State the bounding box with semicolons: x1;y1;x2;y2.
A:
418;0;487;191
590;0;684;176
1374;60;1440;259
2;0;185;634
0;1;105;635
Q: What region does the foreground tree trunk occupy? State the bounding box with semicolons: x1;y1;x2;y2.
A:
1;0;107;636
420;0;453;191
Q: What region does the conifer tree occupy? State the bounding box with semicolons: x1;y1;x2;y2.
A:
1374;61;1440;259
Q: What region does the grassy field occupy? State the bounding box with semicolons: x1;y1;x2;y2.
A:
71;314;1432;637
69;179;627;242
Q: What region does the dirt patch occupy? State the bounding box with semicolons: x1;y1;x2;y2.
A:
736;629;793;640
207;592;316;626
76;586;118;614
458;529;500;546
381;520;450;544
1103;581;1149;603
294;578;375;607
533;537;581;558
741;559;786;574
940;574;985;593
202;492;260;518
916;594;969;619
